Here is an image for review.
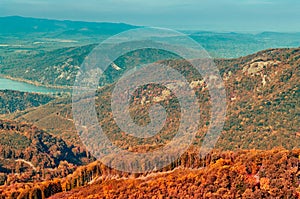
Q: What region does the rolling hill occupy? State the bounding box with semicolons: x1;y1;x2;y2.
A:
0;46;299;198
5;47;299;150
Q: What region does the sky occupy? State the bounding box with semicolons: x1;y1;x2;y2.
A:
0;0;299;32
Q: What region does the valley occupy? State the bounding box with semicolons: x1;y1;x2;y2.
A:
0;16;299;199
0;44;298;198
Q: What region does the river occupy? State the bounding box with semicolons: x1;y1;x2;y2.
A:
0;78;69;94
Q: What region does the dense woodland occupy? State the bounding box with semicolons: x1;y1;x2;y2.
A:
0;90;55;114
1;148;300;198
0;47;298;198
5;47;300;150
0;120;94;186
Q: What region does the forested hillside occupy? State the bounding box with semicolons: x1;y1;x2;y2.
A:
0;90;55;114
0;47;298;198
0;120;94;186
1;148;300;198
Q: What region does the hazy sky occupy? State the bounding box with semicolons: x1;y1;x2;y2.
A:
0;0;299;32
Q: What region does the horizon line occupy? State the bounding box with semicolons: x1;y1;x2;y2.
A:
1;15;300;34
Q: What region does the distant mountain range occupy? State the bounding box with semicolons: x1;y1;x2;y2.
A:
0;16;299;59
0;16;138;35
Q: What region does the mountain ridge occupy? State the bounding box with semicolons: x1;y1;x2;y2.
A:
0;46;298;198
0;16;139;34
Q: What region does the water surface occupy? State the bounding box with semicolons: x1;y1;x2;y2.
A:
0;78;68;94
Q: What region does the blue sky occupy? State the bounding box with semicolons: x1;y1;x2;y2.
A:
0;0;299;32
